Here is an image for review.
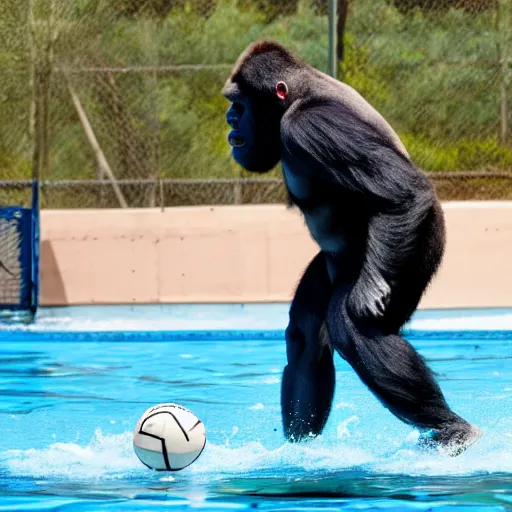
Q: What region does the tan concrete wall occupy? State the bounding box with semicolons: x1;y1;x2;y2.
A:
40;202;512;309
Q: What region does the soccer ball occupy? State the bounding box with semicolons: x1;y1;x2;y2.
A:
133;403;206;471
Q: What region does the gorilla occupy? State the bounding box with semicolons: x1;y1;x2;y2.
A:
222;40;482;456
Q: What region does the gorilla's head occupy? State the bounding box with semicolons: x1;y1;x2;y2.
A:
221;40;306;173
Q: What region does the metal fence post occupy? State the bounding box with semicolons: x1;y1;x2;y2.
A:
328;0;338;78
497;0;511;143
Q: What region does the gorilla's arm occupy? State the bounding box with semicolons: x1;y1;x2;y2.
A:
281;98;436;319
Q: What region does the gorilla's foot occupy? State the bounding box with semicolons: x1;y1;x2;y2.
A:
419;421;483;457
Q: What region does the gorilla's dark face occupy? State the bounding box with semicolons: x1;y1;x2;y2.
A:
223;88;283;173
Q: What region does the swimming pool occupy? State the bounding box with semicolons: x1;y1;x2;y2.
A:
1;304;512;511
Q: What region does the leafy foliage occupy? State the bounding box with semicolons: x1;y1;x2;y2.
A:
0;0;511;207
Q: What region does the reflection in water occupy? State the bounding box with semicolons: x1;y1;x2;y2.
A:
216;472;512;503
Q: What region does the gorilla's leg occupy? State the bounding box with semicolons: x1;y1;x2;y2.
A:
326;281;481;456
281;252;335;442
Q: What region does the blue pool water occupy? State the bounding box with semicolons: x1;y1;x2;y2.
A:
1;305;512;511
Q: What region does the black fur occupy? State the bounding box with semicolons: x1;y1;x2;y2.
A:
281;252;335;441
222;41;481;453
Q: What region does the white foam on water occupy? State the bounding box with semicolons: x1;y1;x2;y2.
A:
336;416;360;439
3;429;141;480
3;305;512;333
3;315;252;333
261;377;280;385
0;305;290;333
408;313;512;331
3;421;511;482
334;401;355;410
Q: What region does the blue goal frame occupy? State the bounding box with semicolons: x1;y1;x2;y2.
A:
0;180;40;321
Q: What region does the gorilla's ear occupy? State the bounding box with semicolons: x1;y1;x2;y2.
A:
276;81;288;101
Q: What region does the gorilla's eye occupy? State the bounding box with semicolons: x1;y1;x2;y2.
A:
227;102;245;130
232;102;245;116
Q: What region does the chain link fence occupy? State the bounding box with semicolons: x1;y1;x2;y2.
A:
1;0;512;208
4;172;511;208
0;0;34;208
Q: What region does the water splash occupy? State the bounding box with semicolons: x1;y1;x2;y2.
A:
3;421;511;482
3;429;140;480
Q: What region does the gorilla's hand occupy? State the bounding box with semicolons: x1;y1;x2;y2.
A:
349;270;391;319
